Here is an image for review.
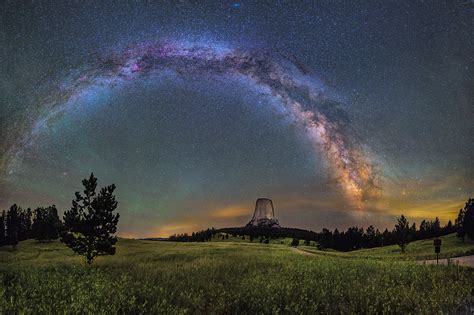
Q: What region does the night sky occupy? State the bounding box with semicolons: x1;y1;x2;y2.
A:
1;1;473;237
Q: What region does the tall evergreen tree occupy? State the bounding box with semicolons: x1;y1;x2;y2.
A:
32;207;47;241
455;207;466;243
381;228;390;246
61;173;120;265
463;198;474;241
419;220;429;239
6;204;21;249
46;205;62;239
445;220;453;234
0;211;5;246
431;217;441;237
32;205;62;241
19;207;32;241
394;215;410;253
409;223;417;241
365;225;376;247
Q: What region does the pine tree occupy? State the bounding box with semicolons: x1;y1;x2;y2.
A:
365;225;375;246
6;204;21;249
61;173;120;265
381;228;390;246
46;205;62;239
431;217;441;237
0;211;5;246
463;198;474;241
419;220;429;239
455;207;466;243
32;207;48;241
19;207;32;241
409;222;417;241
32;205;62;241
394;215;410;253
445;220;453;234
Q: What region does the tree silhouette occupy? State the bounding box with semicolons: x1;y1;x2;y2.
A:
432;217;441;237
455;207;466;243
409;223;417;241
5;204;21;249
61;173;120;265
32;205;62;241
446;220;454;234
0;211;5;246
18;208;32;241
365;225;376;247
394;215;410;253
463;198;474;241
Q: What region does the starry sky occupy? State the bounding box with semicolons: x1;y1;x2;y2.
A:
1;1;473;237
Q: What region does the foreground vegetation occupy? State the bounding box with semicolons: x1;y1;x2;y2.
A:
1;238;474;314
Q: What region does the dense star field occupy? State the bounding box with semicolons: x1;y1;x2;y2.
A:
1;2;473;237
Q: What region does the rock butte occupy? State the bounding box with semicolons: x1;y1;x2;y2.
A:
246;198;280;228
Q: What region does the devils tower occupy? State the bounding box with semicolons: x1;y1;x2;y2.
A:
246;198;280;228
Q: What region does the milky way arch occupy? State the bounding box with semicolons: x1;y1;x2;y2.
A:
2;40;381;208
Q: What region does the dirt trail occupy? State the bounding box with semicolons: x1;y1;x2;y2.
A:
290;247;318;256
420;255;474;267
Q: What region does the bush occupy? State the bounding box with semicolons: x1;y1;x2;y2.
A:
291;238;299;247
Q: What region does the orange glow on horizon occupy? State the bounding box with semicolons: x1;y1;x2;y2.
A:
212;205;250;219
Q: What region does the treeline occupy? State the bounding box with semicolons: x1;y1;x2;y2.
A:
165;218;453;251
298;198;474;252
317;216;454;252
167;226;320;243
169;228;216;242
0;204;62;248
220;226;320;242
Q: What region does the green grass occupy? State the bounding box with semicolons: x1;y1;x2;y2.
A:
299;233;474;261
1;238;474;314
351;234;474;260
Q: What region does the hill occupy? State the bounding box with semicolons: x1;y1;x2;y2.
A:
1;238;474;313
298;233;474;260
350;233;474;260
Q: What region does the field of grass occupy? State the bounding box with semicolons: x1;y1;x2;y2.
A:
351;233;474;260
1;238;474;314
298;233;474;261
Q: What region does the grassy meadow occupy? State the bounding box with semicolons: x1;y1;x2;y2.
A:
1;236;474;314
350;233;474;260
298;233;474;261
